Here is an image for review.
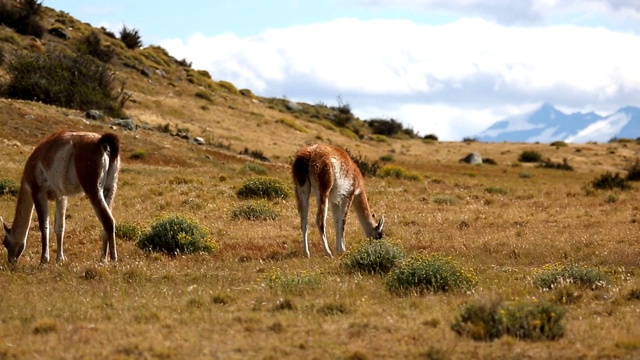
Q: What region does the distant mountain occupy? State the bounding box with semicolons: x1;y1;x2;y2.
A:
475;104;640;143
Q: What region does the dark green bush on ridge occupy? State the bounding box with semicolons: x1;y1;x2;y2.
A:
3;52;127;117
0;0;45;38
591;172;631;191
77;31;115;63
119;25;142;49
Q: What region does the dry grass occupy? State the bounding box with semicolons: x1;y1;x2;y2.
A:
0;6;639;359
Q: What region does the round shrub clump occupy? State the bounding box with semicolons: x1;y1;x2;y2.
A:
236;177;290;200
342;239;406;275
385;253;477;295
137;215;216;255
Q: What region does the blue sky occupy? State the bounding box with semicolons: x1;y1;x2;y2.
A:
45;1;640;141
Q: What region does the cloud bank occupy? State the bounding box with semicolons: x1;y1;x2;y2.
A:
160;4;640;140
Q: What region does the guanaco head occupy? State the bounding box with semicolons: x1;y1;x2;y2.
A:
372;214;385;240
1;217;23;264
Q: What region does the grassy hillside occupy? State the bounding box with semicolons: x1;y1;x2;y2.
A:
0;3;639;359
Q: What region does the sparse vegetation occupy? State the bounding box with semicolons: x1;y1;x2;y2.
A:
537;157;574;171
77;31;115;63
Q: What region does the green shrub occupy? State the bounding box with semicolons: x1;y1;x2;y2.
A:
534;264;608;290
452;299;566;342
130;150;147;160
137;215;216;255
0;0;45;38
537;158;573;171
500;301;566;341
379;154;394;163
239;147;270;162
518;150;543;163
484;186;508;195
115;223;144;242
550;141;568;148
0;178;19;196
342;239;406;275
4;52;127;117
231;202;280;221
591;172;631;191
194;90;213;102
119;25;142;49
624;159;640;181
432;195;460;206
451;299;505;341
378;165;422;181
236;177;290;200
345;149;380;177
218;80;240;95
385;253;477;295
77;31;115;63
240;162;268;175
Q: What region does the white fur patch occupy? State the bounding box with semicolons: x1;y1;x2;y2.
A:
330;157;353;200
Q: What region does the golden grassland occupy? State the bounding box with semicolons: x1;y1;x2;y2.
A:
0;100;640;360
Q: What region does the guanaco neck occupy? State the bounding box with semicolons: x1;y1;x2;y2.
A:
352;189;377;237
8;182;35;244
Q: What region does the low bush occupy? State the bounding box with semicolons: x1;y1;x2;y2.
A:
518;150;543;163
265;269;321;294
533;264;608;290
0;178;19;196
115;223;144;242
240;163;268;175
591;172;631;191
624;159;640;181
231;202;280;221
342;239;406;275
378;165;422;181
137;215;216;255
346;149;380;177
239;147;270;162
451;299;566;342
236;177;290;200
385;253;477;295
77;31;115;63
537;158;573;171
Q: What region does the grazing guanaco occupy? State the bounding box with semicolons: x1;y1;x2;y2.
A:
292;144;384;257
1;131;120;264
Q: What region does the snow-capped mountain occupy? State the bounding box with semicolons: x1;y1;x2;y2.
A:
475;104;640;143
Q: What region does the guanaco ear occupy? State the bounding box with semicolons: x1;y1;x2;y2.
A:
376;215;385;232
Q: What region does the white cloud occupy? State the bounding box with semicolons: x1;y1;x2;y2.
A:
160;17;640;140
